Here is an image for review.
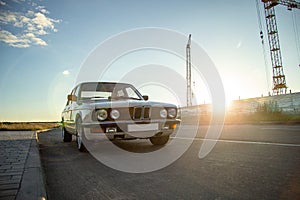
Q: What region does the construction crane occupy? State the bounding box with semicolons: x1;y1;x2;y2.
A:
186;34;192;107
260;0;300;95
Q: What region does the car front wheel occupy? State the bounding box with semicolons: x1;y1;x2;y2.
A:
63;127;72;142
76;118;86;152
149;135;170;145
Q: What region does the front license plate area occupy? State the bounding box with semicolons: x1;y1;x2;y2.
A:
128;123;159;132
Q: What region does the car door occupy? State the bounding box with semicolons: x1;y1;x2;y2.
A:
62;99;71;125
69;85;81;132
62;88;75;132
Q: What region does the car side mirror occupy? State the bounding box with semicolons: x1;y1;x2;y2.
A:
67;94;77;101
142;95;149;101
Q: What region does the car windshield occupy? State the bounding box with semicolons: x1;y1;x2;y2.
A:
79;82;142;100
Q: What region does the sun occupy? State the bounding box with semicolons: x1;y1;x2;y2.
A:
223;79;241;108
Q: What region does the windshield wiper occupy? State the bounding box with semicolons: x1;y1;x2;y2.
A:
127;97;141;100
111;96;141;100
90;96;106;99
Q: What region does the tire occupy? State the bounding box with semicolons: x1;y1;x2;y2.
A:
149;135;170;145
63;127;72;142
76;118;86;152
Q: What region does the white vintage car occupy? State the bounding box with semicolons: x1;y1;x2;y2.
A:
61;82;180;151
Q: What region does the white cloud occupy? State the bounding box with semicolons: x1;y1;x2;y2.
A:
24;32;46;45
0;30;19;43
25;33;35;38
36;29;47;35
27;10;35;17
0;30;30;48
0;10;18;24
36;6;49;14
33;37;47;46
21;15;30;23
0;1;6;6
31;35;47;46
63;70;70;75
32;12;55;34
11;42;30;48
0;1;61;48
0;29;48;48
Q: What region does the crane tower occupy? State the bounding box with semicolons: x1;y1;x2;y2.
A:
261;0;300;94
186;34;192;107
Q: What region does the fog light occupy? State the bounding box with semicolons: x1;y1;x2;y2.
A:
170;124;177;129
106;127;117;133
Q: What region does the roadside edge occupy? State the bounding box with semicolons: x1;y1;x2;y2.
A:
16;130;48;200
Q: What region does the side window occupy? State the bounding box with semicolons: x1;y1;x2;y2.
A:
74;85;80;99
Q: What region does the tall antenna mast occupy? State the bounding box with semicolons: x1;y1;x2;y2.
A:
186;34;192;107
261;0;300;95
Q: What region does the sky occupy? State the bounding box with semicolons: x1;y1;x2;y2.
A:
0;0;299;121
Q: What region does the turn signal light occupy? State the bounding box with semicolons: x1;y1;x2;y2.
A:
170;124;177;129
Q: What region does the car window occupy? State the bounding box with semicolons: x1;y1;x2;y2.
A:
81;91;111;99
74;85;80;98
126;87;140;99
117;89;125;97
78;82;142;100
80;83;113;100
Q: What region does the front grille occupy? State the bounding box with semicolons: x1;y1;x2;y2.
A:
133;106;151;120
144;107;150;119
134;107;142;119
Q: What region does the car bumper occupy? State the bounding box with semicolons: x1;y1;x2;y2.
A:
81;119;180;140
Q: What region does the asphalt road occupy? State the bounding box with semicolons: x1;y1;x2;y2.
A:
38;124;300;200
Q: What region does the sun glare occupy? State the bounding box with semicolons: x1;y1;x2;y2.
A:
223;79;241;108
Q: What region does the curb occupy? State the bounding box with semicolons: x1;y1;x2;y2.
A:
16;131;47;200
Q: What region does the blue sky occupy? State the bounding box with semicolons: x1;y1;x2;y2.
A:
0;0;299;121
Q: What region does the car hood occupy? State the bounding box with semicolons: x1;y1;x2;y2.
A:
79;99;177;109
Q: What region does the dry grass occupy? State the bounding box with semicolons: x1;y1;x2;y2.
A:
225;113;300;124
0;122;60;131
181;113;300;125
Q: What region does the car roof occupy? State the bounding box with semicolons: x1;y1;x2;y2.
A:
80;81;128;85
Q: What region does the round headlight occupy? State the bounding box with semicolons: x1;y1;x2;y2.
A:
168;108;177;118
160;109;167;118
110;109;120;120
96;109;108;121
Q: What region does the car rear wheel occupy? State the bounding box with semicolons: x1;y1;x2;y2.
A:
63;127;72;142
149;135;170;145
76;118;86;152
